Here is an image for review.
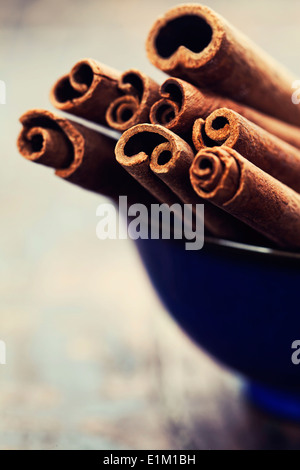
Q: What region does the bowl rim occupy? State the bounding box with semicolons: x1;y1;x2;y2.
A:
205;236;300;260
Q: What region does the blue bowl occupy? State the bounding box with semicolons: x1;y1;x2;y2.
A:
135;237;300;417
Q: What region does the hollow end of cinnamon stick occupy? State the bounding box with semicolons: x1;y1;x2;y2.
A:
106;70;160;131
115;124;167;167
17;108;114;185
115;123;194;205
17;109;77;171
50;59;121;124
150;78;184;130
51;59;101;108
190;146;300;249
146;4;299;125
146;4;222;75
193;107;300;193
116;123;193;171
153;77;300;150
193;108;240;151
190;146;240;205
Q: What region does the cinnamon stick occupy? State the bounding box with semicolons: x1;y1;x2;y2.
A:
17;109;153;204
50;59;121;125
190;146;300;249
150;77;300;150
146;4;300;125
106;69;160;131
115;123;186;206
193;108;300;193
115;123;256;241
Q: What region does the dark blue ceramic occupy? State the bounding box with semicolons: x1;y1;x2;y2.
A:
135;236;300;417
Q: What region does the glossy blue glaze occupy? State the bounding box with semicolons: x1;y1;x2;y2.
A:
135;237;300;393
247;382;300;421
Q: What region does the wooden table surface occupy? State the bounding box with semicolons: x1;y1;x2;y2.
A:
1;0;300;450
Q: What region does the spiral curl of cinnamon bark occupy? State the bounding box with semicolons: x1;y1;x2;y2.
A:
50;59;121;125
115;123;193;205
18;109;87;179
106;70;160;131
17;109;153;204
150;77;300;150
193;108;300;193
190;146;300;248
190;147;240;205
115;124;255;241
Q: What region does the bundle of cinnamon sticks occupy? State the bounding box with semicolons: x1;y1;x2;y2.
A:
17;4;300;250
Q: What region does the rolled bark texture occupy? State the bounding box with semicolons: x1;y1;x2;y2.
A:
190;146;300;249
50;59;121;125
17;109;154;204
150;77;300;149
193;108;300;193
146;4;300;125
106;69;160;131
116;123;260;241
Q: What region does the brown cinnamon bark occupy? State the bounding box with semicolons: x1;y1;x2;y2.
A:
50;59;121;125
115;123;186;206
193;108;300;193
146;4;300;125
106;69;160;131
17;109;154;204
190;146;300;249
150;78;300;149
115;123;257;241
